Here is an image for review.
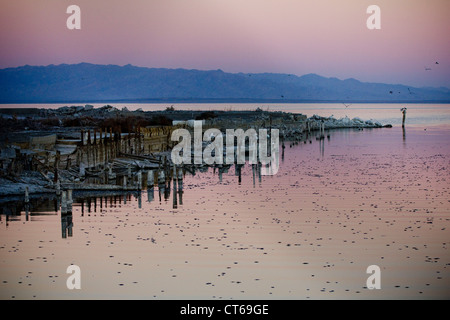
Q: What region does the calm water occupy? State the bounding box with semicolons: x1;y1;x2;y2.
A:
0;104;449;299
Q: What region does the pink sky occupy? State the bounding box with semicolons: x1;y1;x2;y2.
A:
0;0;449;87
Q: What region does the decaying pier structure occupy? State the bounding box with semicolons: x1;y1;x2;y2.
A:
0;105;389;198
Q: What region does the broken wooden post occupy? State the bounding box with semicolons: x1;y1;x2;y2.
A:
401;107;407;128
24;186;29;203
137;171;142;190
54;150;60;183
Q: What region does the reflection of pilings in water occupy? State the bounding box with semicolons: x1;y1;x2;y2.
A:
236;164;242;185
147;169;154;203
67;214;73;237
177;166;184;205
177;167;183;181
148;186;154;203
147;170;154;189
158;169;165;184
60;190;73;238
173;167;178;209
157;168;167;201
67;189;73;213
252;164;256;187
25;203;29;221
178;179;183;205
138;191;142;209
24;186;30;220
61;212;73;239
258;162;262;183
164;179;170;201
319;138;325;158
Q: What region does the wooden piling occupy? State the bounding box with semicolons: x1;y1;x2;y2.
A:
61;190;67;214
67;189;73;213
147;170;154;189
56;179;61;196
54;150;60;182
401;107;407;128
25;186;29;203
137;171;142;190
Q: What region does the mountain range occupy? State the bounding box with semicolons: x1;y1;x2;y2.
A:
0;63;449;103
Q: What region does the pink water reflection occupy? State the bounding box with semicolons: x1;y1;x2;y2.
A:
0;125;449;299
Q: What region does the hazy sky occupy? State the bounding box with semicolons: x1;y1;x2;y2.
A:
0;0;449;88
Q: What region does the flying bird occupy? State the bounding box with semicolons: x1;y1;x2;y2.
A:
425;67;432;71
342;103;352;108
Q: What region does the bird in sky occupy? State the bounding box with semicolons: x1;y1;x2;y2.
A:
342;103;352;108
425;67;432;71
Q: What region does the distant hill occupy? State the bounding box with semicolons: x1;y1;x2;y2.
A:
0;63;449;103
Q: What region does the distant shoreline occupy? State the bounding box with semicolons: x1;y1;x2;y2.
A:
2;99;450;105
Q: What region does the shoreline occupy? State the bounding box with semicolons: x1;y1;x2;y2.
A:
0;105;392;197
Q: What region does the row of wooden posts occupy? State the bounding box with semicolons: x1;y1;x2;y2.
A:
76;128;141;169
